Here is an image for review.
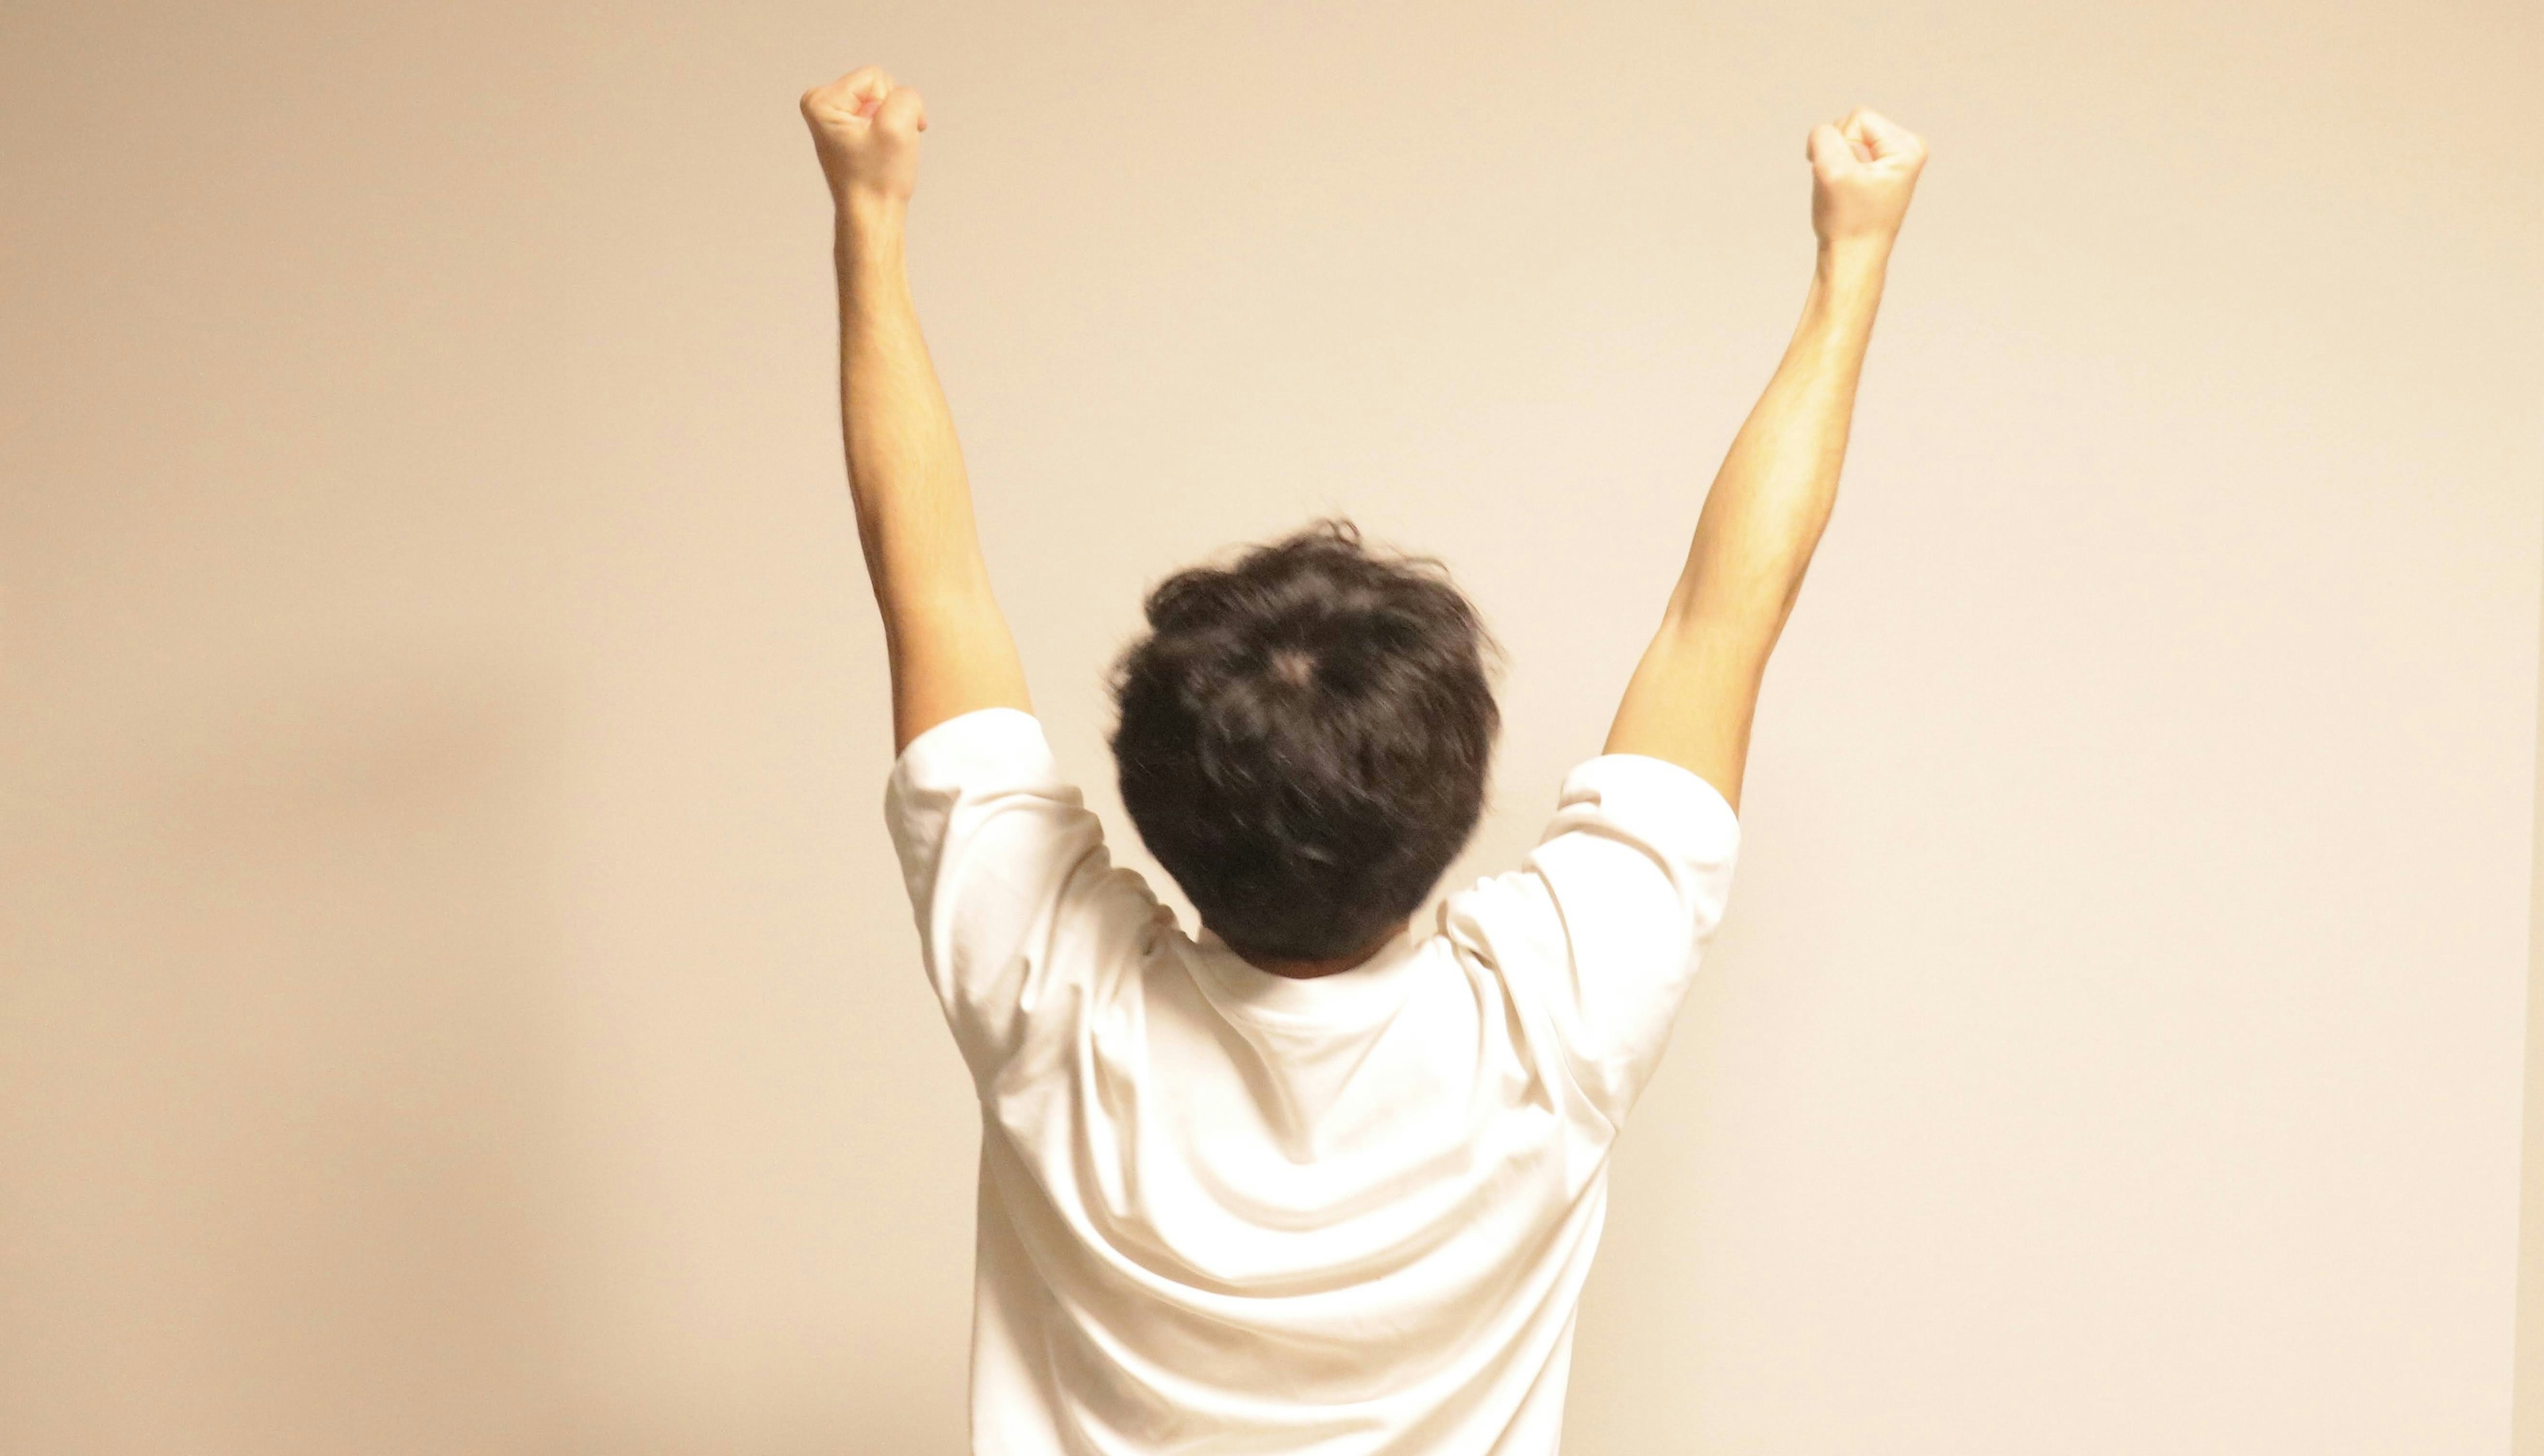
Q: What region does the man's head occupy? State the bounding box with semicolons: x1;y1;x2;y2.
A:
1109;519;1500;965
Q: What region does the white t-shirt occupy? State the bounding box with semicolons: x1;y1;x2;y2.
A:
884;707;1741;1455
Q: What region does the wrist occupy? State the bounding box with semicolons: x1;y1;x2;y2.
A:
836;193;910;250
1810;240;1890;318
1815;236;1892;284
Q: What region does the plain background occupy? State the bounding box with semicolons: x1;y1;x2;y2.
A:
7;1;2543;1452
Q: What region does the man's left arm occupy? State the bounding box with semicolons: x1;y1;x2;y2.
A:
804;64;1030;754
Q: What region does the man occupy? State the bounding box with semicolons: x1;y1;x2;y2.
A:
804;63;1923;1454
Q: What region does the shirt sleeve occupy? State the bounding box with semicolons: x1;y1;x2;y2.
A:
882;707;1161;1094
1442;753;1742;1131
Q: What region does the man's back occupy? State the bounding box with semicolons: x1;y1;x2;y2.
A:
888;707;1740;1452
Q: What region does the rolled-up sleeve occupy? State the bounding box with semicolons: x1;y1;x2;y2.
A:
884;708;1156;1092
1444;754;1742;1131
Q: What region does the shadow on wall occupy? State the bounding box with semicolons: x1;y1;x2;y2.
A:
4;649;578;1454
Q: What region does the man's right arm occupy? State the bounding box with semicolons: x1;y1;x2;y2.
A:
1604;108;1927;813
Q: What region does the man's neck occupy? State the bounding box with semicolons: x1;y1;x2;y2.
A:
1232;919;1412;980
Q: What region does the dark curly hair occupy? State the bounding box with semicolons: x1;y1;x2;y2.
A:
1108;519;1501;964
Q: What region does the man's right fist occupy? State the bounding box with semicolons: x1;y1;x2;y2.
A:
802;64;928;211
1807;108;1926;251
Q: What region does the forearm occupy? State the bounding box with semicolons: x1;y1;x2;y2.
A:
835;201;1028;746
838;204;988;611
1664;241;1889;642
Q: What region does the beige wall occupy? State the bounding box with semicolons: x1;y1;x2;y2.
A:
6;2;2540;1452
2521;523;2544;1452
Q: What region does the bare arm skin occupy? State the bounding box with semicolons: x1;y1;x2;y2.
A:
804;66;1030;754
1605;108;1928;813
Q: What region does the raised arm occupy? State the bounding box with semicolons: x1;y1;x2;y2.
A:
804;65;1030;754
1605;107;1927;813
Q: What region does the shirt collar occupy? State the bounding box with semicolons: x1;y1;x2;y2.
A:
1186;920;1429;1029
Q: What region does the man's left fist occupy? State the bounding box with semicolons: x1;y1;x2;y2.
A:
802;64;928;210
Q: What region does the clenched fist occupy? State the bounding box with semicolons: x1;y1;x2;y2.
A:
1807;108;1926;251
802;64;928;213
